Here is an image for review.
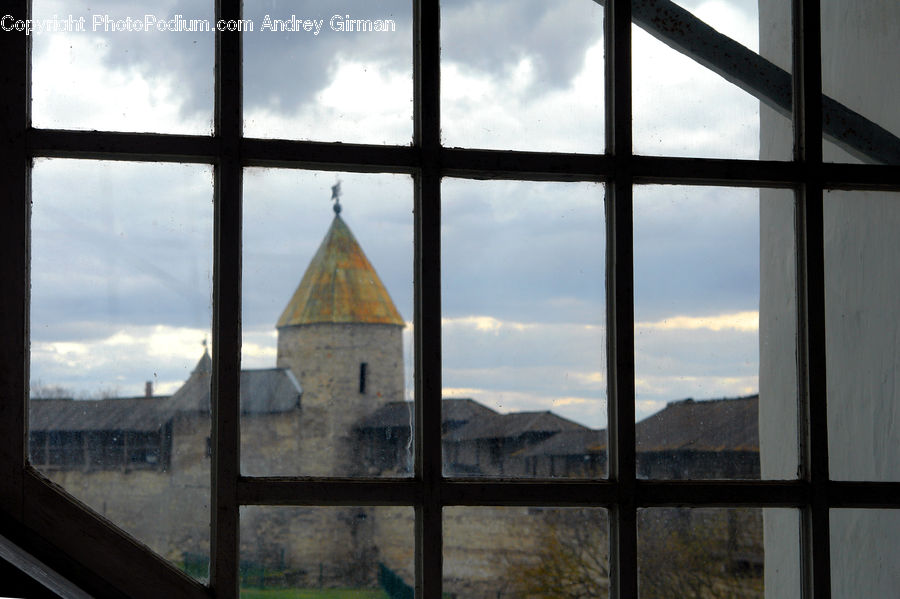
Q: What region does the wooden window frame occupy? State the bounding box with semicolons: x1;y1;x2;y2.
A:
1;0;900;597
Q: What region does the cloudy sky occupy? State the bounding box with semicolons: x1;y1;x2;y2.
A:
27;0;769;428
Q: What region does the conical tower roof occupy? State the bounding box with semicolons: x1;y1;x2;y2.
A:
277;215;405;327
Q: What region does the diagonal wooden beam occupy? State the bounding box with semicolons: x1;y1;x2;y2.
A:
593;0;900;164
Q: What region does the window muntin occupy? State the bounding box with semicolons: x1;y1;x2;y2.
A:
1;0;898;598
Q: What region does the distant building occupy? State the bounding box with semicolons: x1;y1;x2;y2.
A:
29;206;763;597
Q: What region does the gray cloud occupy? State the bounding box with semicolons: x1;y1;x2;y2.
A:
35;0;605;127
442;179;606;323
441;0;602;90
28;1;766;415
634;185;760;321
30;160;213;342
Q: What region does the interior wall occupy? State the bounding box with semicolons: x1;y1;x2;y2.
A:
758;1;900;597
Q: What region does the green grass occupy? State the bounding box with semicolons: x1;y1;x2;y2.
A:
239;589;389;599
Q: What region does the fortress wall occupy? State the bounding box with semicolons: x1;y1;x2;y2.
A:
240;411;303;476
442;506;546;598
240;505;413;589
370;506;415;583
37;414;212;564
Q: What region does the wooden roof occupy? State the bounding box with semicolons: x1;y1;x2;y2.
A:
168;352;301;415
519;395;759;458
516;429;607;457
635;395;759;452
32;352;302;433
444;410;589;442
356;398;498;430
30;397;172;433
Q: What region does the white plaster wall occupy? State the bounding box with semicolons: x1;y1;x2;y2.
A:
757;3;801;595
759;1;900;597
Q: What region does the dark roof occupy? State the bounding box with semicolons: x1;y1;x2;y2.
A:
30;397;172;433
357;402;412;430
240;369;302;413
444;411;589;442
516;429;607;457
517;395;759;459
443;398;498;423
32;352;302;432
169;362;301;415
355;398;497;430
635;395;759;452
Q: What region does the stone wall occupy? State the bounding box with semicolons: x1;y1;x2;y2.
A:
277;322;404;476
240;411;303;476
443;506;547;598
38;413;211;565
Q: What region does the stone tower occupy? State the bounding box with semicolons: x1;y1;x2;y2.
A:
276;205;405;476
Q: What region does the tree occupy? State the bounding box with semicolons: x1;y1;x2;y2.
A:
638;508;763;599
504;509;610;599
504;508;763;599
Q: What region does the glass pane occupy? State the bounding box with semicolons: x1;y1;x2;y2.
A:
241;170;413;477
825;191;900;481
31;0;214;134
635;0;793;160
441;180;606;478
444;506;609;598
29;159;213;580
243;1;412;144
821;1;900;164
240;506;412;596
638;508;800;598
831;509;900;598
634;186;797;480
441;0;604;153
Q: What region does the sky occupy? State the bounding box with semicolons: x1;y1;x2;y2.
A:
26;0;770;427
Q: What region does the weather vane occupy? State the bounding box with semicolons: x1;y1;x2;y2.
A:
331;180;342;215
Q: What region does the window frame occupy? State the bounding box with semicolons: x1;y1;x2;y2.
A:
1;0;900;598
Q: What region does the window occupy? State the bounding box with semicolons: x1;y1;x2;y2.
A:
359;362;368;395
1;1;899;598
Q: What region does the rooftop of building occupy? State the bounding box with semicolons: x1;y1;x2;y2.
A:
31;351;303;433
356;398;499;430
443;409;591;442
276;214;405;328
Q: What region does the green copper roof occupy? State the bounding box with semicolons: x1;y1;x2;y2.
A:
277;216;404;327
